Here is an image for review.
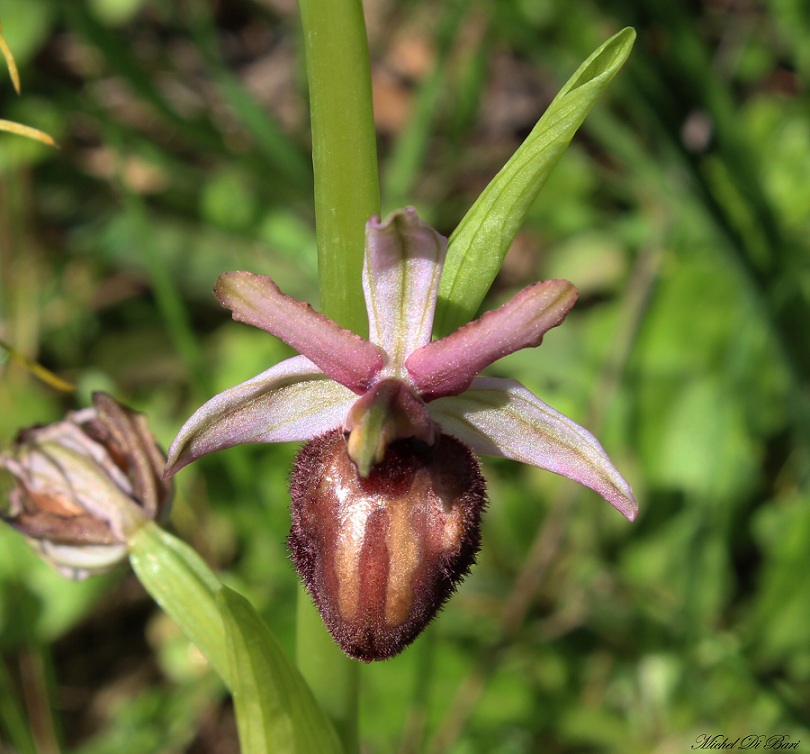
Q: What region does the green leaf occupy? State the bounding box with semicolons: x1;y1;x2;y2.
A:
435;27;636;335
750;495;810;664
128;522;230;684
129;526;342;752
218;586;343;754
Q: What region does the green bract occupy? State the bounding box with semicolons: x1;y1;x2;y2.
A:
220;588;343;754
128;524;342;754
436;27;636;335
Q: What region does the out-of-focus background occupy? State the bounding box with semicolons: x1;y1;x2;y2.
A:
1;0;808;752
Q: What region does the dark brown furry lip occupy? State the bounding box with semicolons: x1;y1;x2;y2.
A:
288;429;487;662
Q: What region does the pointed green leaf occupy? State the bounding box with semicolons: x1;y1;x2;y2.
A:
218;587;343;754
129;527;342;752
128;522;230;683
435;27;636;335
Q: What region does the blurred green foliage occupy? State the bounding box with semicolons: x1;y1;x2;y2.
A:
1;0;808;752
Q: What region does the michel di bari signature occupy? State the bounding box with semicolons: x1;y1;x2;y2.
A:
692;733;801;750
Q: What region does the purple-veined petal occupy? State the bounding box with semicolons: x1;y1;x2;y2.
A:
427;377;637;520
165;356;356;476
216;272;384;394
406;280;577;400
364;208;447;374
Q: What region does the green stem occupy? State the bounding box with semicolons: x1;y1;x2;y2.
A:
296;589;360;753
296;0;379;748
298;0;380;334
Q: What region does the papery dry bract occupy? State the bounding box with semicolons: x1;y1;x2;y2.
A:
0;393;173;579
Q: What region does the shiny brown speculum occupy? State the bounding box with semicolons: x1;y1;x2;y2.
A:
289;429;487;662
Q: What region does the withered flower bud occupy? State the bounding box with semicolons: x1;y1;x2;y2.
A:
0;392;173;579
289;429;487;662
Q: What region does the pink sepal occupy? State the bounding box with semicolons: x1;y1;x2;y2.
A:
216;271;384;394
406;280;577;400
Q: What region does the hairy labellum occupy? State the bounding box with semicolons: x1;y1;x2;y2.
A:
289;429;487;662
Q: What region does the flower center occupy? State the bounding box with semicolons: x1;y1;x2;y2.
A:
343;378;436;477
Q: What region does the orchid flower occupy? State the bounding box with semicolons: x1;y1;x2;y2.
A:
165;207;636;661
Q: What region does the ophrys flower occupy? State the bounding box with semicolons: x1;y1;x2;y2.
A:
165;208;636;660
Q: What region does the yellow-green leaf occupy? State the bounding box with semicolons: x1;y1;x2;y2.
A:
0;118;58;147
0;21;21;94
435;27;636;335
219;587;343;754
128;523;230;683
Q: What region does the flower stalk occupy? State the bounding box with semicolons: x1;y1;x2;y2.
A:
296;0;380;744
298;0;380;335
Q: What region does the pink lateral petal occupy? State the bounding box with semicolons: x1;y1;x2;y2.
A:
165;356;356;476
428;377;637;520
216;271;384;394
364;208;447;374
406;280;578;400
